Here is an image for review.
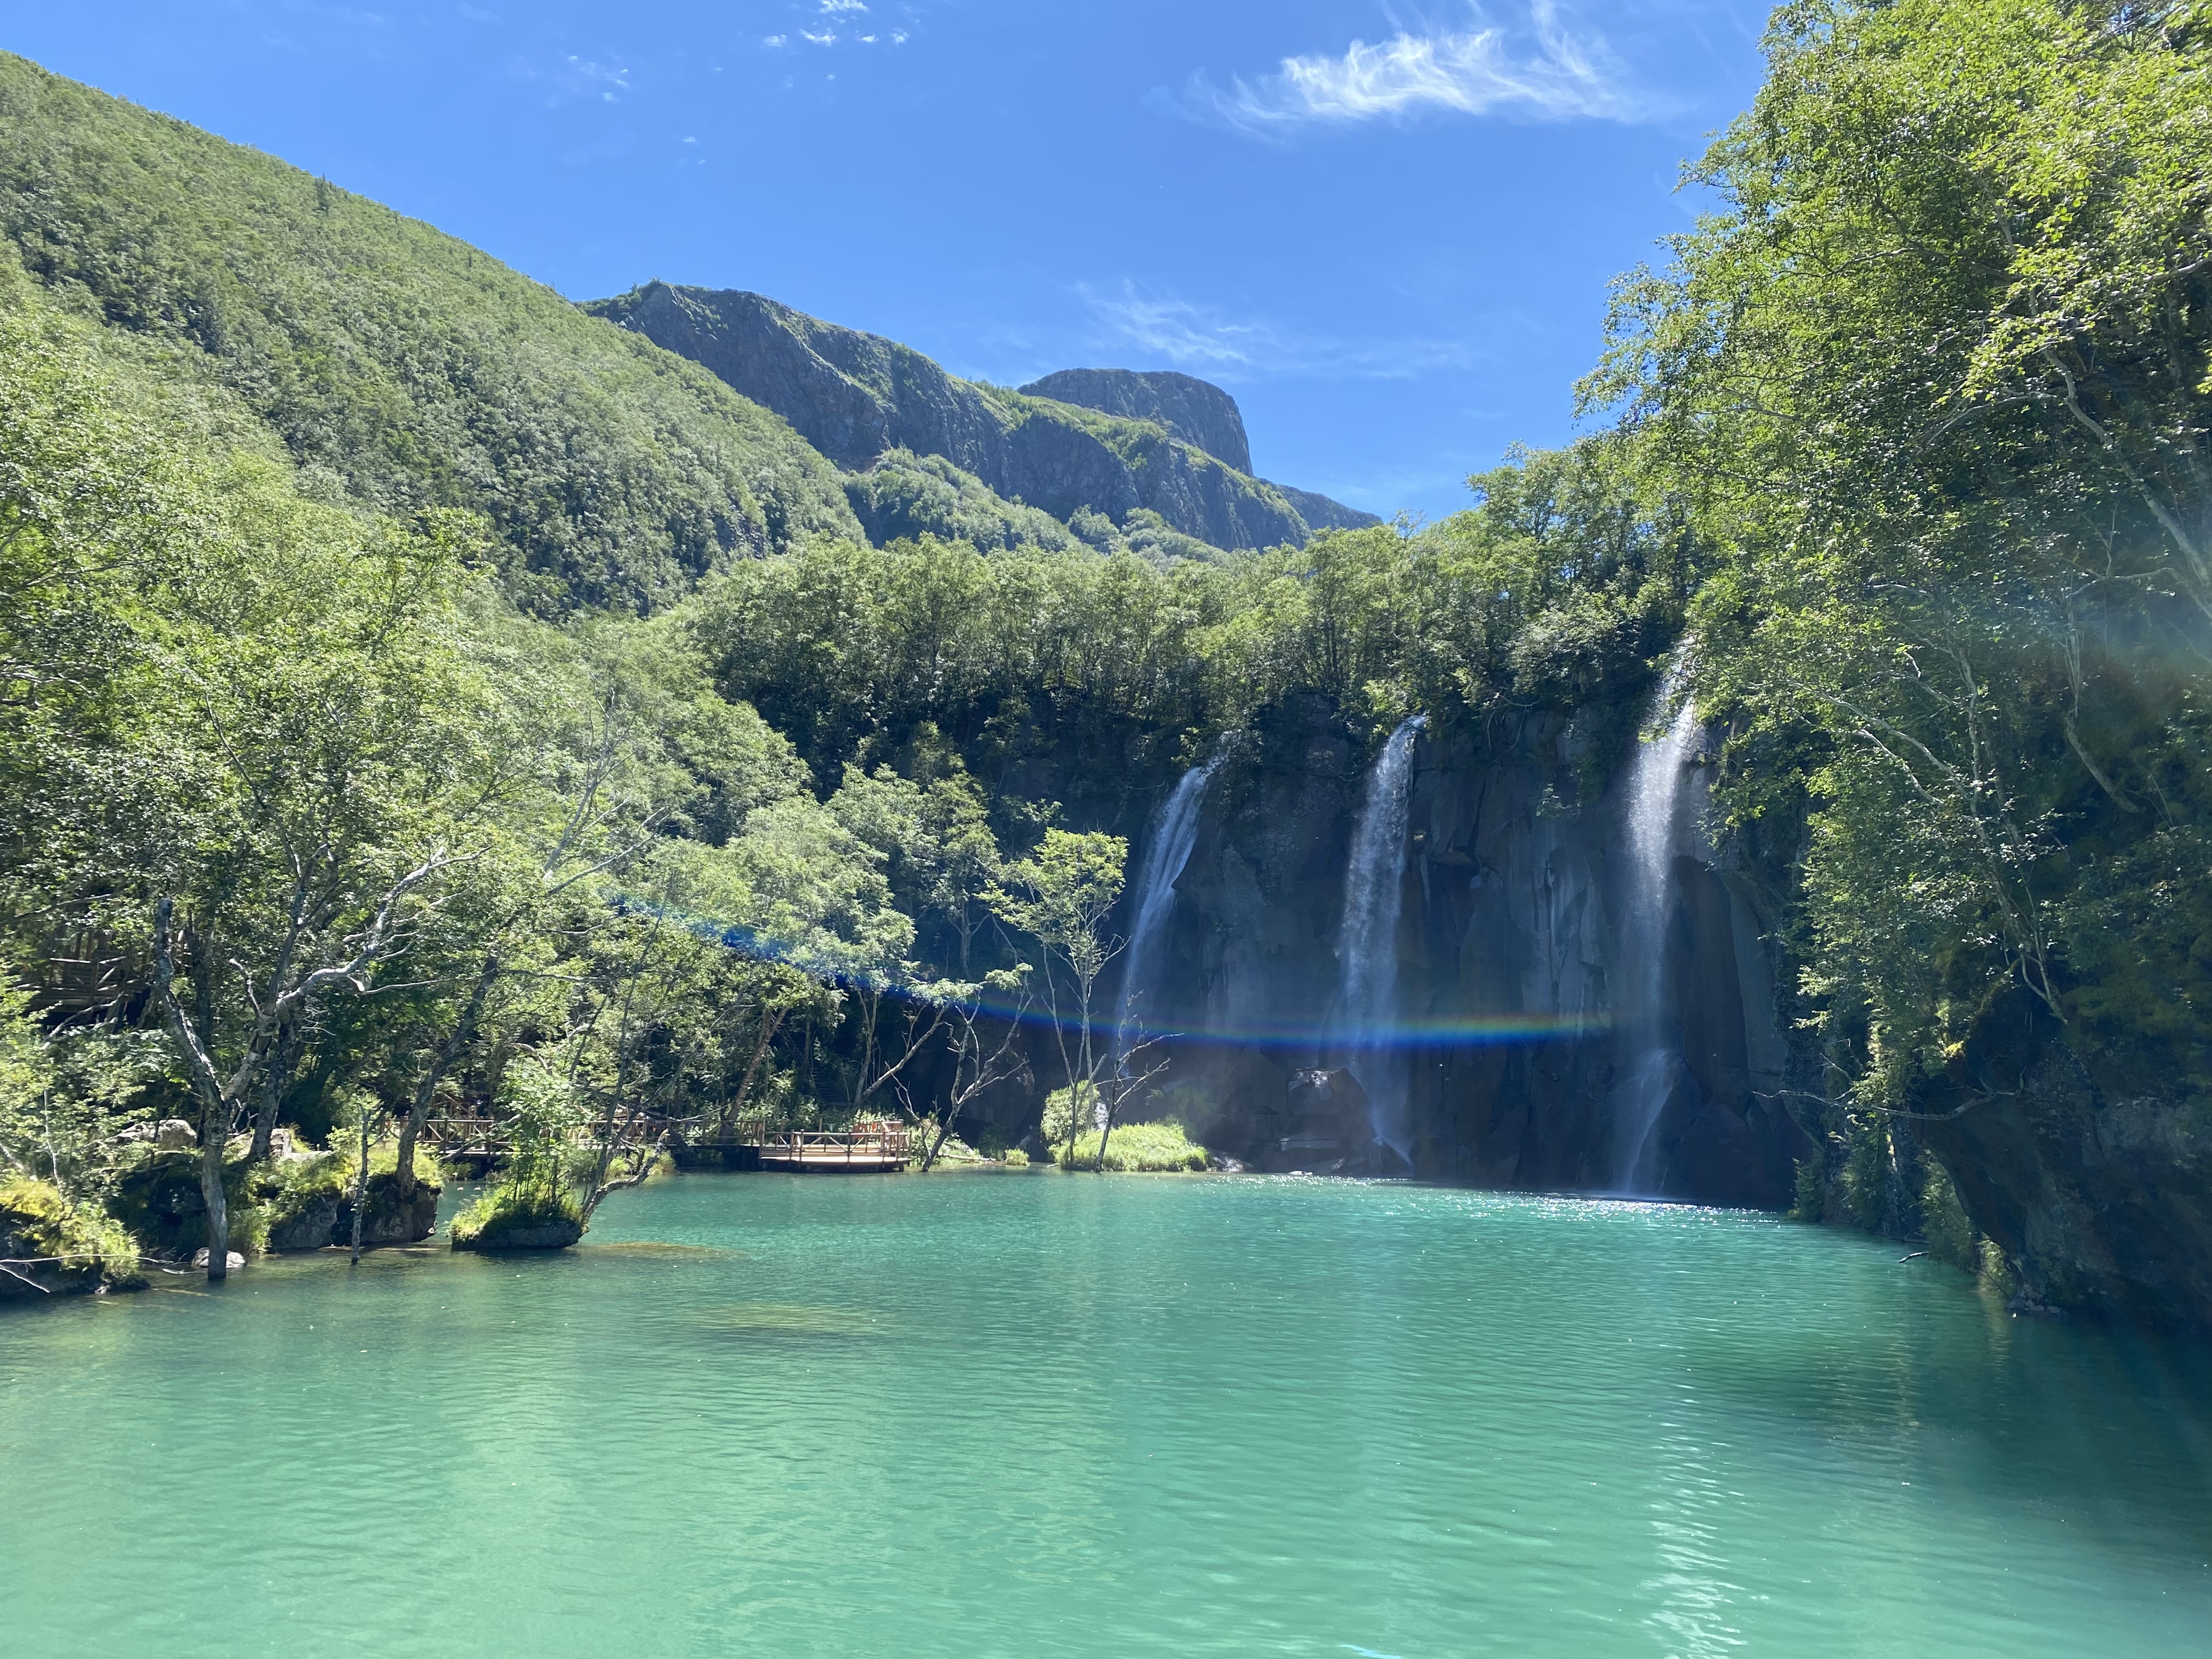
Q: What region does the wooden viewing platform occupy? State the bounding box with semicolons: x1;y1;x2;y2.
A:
747;1126;912;1173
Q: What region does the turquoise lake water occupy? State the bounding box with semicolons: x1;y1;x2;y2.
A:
4;1173;2210;1657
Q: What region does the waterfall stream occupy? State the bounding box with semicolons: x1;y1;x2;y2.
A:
1613;666;1700;1193
1114;759;1218;1080
1338;715;1424;1167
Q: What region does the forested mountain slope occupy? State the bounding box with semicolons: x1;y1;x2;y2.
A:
585;282;1377;554
0;53;862;612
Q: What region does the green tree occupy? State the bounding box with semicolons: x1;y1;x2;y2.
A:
1583;0;2212;1229
991;830;1128;1166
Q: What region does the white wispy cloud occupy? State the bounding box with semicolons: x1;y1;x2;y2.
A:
1077;281;1484;380
1174;3;1660;134
779;1;909;52
516;50;630;105
1081;285;1277;369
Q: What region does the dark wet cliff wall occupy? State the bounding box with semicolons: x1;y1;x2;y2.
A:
1023;700;1818;1210
1064;701;2212;1328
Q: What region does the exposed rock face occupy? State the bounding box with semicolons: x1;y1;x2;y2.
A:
112;1149;225;1258
263;1169;439;1251
266;1196;340;1252
1916;989;2212;1328
590;285;998;472
454;1217;583;1251
1018;370;1381;537
1019;368;1254;472
349;1179;440;1246
1271;483;1383;535
584;284;1378;552
1088;699;1812;1207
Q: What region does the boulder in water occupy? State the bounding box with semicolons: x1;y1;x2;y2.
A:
453;1217;583;1252
266;1197;339;1252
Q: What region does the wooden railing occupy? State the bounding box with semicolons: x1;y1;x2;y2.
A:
749;1125;913;1165
425;1115;913;1168
422;1116;524;1156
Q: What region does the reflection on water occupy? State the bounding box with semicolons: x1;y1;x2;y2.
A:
3;1176;2209;1658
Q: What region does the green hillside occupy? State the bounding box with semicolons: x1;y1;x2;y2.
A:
0;52;861;612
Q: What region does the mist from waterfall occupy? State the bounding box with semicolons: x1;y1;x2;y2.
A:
1114;758;1218;1076
1337;714;1424;1167
1612;665;1700;1194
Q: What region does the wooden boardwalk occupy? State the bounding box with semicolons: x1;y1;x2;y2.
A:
423;1117;913;1173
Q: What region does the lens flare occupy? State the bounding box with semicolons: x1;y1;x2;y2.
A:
616;892;1606;1050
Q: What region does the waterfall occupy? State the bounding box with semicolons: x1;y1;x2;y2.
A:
1337;715;1424;1167
1613;664;1700;1193
1114;758;1218;1076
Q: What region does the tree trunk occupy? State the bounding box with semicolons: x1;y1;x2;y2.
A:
396;950;500;1198
250;1012;307;1164
349;1105;370;1265
919;1114;953;1173
200;1096;230;1281
391;1119;424;1202
1066;977;1096;1169
154;899;240;1284
720;1009;781;1135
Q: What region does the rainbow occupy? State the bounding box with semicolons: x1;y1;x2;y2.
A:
614;891;1608;1051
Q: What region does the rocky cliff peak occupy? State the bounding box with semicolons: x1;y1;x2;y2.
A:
1018;368;1252;475
585;281;1381;554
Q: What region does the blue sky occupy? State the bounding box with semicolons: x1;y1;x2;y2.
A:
4;1;1775;520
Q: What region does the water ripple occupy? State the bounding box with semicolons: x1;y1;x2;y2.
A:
3;1175;2209;1657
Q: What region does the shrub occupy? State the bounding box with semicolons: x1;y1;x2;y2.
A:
0;1175;144;1294
1920;1164;1977;1271
927;1133;987;1166
1000;1147;1030;1167
1977;1238;2018;1301
1787;1155;1827;1223
449;1188;583;1249
1039;1081;1099;1149
264;1147;348;1210
1054;1120;1207;1172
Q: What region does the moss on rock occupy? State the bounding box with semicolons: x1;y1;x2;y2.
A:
0;1176;144;1296
450;1190;584;1251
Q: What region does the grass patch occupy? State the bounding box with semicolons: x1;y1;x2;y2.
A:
1053;1120;1208;1172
